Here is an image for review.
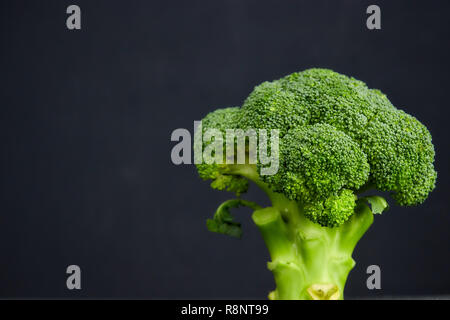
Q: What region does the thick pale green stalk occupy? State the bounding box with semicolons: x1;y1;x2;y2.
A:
232;164;374;300
252;200;373;300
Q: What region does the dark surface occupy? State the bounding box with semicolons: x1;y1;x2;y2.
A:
0;0;449;299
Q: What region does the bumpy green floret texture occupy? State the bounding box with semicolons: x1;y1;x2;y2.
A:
303;189;357;227
196;68;436;226
196;107;249;196
201;107;241;132
197;162;249;196
238;81;310;137
264;123;369;203
359;107;436;205
237;68;436;206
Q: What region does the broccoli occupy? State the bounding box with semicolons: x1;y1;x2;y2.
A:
195;68;436;300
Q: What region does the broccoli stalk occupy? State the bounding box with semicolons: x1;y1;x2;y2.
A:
253;190;373;300
218;164;375;300
196;69;436;300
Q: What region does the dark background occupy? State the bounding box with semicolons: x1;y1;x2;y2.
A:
0;0;449;299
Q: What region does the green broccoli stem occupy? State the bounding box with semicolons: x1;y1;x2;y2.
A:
232;164;374;300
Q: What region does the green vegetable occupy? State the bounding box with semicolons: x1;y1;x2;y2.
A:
195;68;436;300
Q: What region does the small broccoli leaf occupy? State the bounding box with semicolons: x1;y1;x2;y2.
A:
360;196;389;214
207;199;261;238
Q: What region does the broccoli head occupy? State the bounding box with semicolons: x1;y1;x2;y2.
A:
194;68;436;300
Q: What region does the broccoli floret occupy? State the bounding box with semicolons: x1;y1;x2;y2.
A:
360;108;436;205
196;107;249;196
264;123;369;206
194;68;436;300
238;81;309;137
303;189;357;228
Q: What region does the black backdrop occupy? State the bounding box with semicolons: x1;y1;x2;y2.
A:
0;0;449;299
